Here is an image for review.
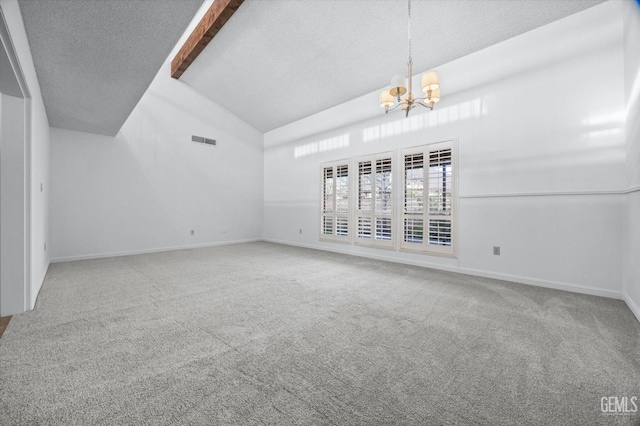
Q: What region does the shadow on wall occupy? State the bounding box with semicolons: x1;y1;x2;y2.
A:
291;97;486;160
628;62;640;119
294;134;350;159
583;110;626;143
362;98;486;143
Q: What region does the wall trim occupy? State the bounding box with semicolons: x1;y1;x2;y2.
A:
625;294;640;324
625;185;640;195
50;238;261;263
457;267;623;300
459;186;640;199
460;190;627;199
264;237;462;272
263;238;624;301
28;262;50;310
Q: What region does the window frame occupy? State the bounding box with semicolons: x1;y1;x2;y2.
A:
354;151;395;249
400;141;457;256
319;160;351;242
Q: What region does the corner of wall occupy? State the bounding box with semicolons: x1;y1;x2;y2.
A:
623;0;640;322
1;0;52;311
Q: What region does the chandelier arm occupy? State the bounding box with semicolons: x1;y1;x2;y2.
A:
415;100;434;111
386;102;406;114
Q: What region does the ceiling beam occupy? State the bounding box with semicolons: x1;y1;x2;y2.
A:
171;0;244;79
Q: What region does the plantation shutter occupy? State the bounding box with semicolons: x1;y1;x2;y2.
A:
428;147;453;251
403;153;424;246
320;161;349;240
357;160;372;239
356;153;393;247
402;142;454;254
335;165;349;236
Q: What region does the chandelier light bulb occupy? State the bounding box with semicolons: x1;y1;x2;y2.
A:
430;88;440;103
421;71;439;93
389;75;407;99
379;90;394;109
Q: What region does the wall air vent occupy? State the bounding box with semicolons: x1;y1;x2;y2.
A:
191;135;217;146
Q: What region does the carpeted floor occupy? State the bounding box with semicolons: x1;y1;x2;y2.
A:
0;242;638;425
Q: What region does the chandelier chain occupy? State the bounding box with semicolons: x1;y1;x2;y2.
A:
408;0;412;62
379;0;439;116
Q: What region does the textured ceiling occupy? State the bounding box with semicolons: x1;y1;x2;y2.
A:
182;0;606;133
19;0;203;136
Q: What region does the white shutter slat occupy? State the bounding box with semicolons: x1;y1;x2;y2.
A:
356;153;393;247
320;162;349;240
403;143;455;254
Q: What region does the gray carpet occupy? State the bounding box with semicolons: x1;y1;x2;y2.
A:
0;242;638;425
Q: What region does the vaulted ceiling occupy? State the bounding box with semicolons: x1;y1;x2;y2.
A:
180;0;606;132
19;0;606;136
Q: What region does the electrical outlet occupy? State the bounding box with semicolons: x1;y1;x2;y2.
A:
190;230;195;236
493;246;500;256
299;228;302;234
40;183;43;192
44;242;47;251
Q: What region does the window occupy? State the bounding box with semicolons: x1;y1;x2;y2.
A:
320;161;349;241
402;142;455;255
355;153;393;248
320;141;456;256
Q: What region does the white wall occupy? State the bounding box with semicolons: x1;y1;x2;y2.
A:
1;94;27;315
623;0;640;321
0;0;50;311
49;3;263;261
264;1;626;299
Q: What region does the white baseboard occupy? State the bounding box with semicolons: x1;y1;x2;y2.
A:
30;262;50;310
625;294;640;323
263;238;464;272
457;267;623;300
263;238;624;301
50;239;262;263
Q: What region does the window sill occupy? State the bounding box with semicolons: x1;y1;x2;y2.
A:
319;236;351;245
354;241;397;251
399;247;458;259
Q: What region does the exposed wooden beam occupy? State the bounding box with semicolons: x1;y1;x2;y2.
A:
171;0;244;79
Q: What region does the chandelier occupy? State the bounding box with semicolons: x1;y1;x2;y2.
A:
379;0;440;117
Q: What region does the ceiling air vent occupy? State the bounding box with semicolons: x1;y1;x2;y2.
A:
191;135;216;146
